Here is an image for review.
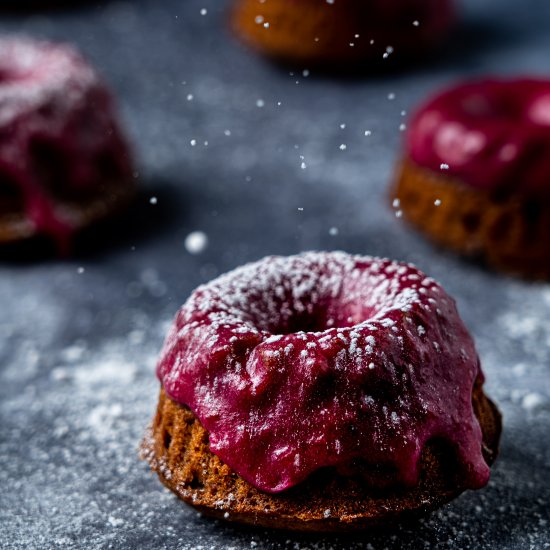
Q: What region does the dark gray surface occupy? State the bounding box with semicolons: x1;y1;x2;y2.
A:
1;1;550;548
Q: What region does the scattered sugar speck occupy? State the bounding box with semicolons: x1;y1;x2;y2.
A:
108;516;124;528
184;231;209;254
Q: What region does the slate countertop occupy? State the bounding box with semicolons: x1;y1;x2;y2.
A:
1;1;549;548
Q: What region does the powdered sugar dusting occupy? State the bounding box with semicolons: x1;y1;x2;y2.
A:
0;38;96;125
158;252;489;493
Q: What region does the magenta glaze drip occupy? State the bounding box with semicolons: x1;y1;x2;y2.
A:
407;79;550;194
157;252;491;494
0;38;133;252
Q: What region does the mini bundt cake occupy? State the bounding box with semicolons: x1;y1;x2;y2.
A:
0;37;134;254
231;0;455;68
142;252;501;531
392;78;550;278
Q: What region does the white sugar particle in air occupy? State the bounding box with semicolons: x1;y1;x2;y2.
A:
184;231;208;254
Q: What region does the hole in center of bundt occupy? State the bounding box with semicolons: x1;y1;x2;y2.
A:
270;308;335;335
234;266;384;336
251;296;376;336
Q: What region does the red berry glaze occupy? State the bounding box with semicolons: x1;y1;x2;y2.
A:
407;79;550;194
157;252;490;494
0;37;133;251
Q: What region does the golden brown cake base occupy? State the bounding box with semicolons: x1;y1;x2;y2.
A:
230;0;446;67
141;385;500;532
0;181;135;246
392;159;550;279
